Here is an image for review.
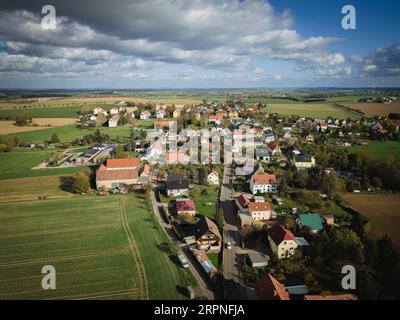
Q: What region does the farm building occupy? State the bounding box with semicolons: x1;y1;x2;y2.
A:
96;158;140;190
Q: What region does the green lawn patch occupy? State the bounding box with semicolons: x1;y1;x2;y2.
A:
349;141;400;159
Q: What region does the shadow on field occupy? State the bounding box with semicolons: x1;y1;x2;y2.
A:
59;176;75;193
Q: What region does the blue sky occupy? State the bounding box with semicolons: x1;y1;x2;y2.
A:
0;0;399;88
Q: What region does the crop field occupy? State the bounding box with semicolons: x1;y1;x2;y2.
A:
0;118;77;135
0;195;191;299
0;175;75;203
261;103;360;119
342;102;400;117
0;96;201;110
0;150;78;180
342;194;400;250
350;141;400;159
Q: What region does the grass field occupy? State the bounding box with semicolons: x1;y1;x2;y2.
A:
349;141;400;159
190;185;219;219
342;103;400;117
342;194;400;250
0;118;77;135
0;194;192;299
1;125;134;144
0;150;78;180
261;103;360;119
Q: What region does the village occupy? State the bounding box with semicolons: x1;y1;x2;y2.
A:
25;97;399;300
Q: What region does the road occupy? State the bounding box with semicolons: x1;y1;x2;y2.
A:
221;164;248;300
149;180;217;300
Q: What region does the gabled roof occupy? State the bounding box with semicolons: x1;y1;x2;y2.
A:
106;158;140;168
166;175;189;190
236;195;250;208
251;174;277;185
255;274;290;300
194;216;221;240
176;199;196;212
267;224;294;246
295;155;313;162
249;202;272;212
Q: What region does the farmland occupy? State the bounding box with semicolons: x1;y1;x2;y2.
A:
261;103;360;119
0;194;192;299
0;118;77;135
0;96;201;111
342;102;400;117
0;150;77;180
342;194;400;250
349;141;400;159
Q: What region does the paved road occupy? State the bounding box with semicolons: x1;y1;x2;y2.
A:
221;164;248;300
149;181;216;300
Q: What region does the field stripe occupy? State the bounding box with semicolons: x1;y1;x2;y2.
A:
0;249;130;267
119;199;149;300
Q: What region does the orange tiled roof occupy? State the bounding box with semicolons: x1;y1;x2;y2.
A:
106;158;140;168
252;174;277;184
249;202;272;212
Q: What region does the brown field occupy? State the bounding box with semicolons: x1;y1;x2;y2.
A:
343;103;400;117
0;96;201;110
342;193;400;250
0;118;77;134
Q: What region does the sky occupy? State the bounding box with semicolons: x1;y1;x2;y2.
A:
0;0;399;89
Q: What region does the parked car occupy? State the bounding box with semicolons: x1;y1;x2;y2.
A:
226;242;232;250
178;254;189;268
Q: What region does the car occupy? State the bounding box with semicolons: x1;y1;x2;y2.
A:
178;254;189;268
226;242;232;250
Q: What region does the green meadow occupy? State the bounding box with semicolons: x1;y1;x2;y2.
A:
350;141;400;159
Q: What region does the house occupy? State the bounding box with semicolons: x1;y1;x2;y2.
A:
108;115;119;128
267;142;281;155
166;175;189;197
176;199;196;216
264;133;275;143
208;115;222;125
248;202;272;221
207;170;219;185
255;147;271;162
228;110;239;119
109;107;121;115
238;212;253;228
255;273;290;300
93;107;108;116
267;224;298;259
156;109;166;119
194;216;222;252
294;155;316;169
297;213;324;233
282;123;294;131
173;109;181;118
319;122;328;132
250;173;278;195
96;158;140;190
235;194;250;211
140;110;151;120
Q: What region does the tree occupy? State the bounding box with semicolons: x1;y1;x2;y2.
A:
73;167;91;194
200;188;208;199
51;133;60;144
215;208;225;229
376;235;398;271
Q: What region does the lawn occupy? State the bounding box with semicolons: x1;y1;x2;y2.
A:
1;125;134;144
190;185;219;219
0;105;84;118
349;141;400;159
261;103;360;119
0;150;78;180
0;194;193;299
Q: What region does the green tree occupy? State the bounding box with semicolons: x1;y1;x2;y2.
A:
216;208;225;229
51;133;60;144
73;167;91;194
